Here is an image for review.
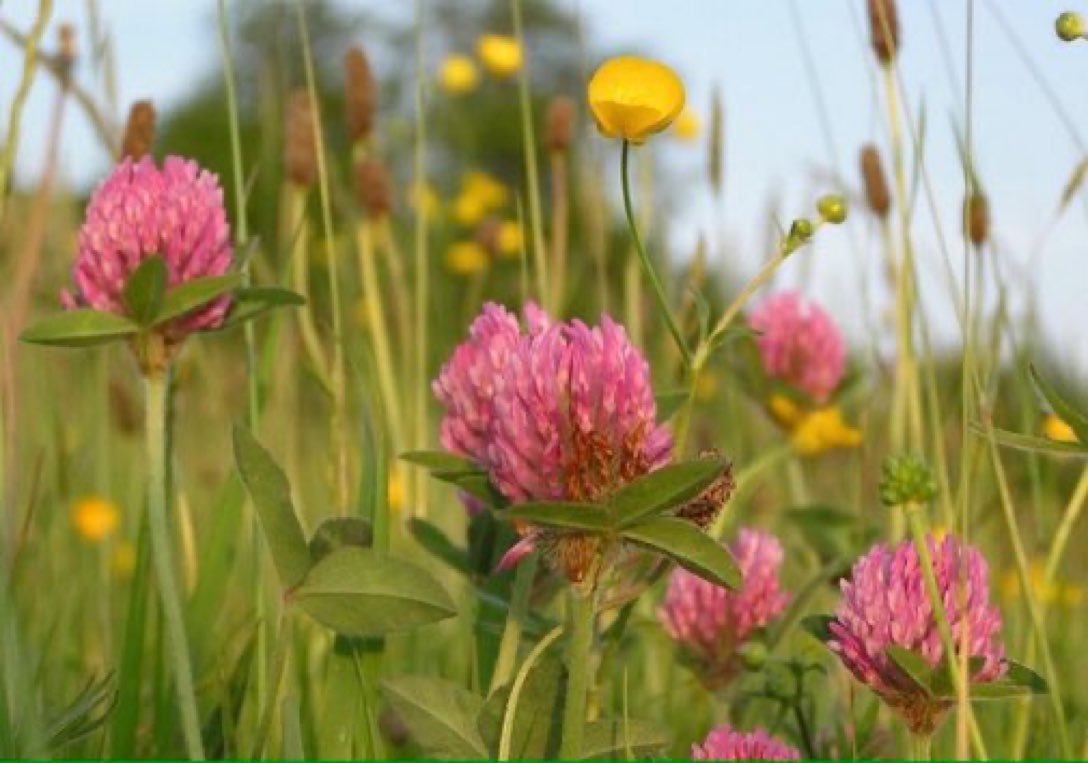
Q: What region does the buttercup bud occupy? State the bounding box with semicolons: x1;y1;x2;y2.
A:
879;453;938;508
785;218;814;254
817;194;848;225
1056;12;1085;42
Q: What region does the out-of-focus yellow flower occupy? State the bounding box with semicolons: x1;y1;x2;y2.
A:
1001;559;1084;608
71;496;120;543
462;170;508;210
695;372;718;402
768;394;804;428
439;54;479;95
408;180;440;220
446;241;489;275
673;107;701;141
496;220;523;258
387;469;405;513
791;407;863;456
452;192;487;227
1043;413;1078;443
112;541;137;579
476;33;523;78
587;55;685;144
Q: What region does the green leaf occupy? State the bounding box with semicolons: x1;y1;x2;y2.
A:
580;719;670;759
292;547;456;637
502;501;613;533
20;309;140;347
886;646;933;696
478;654;566;758
41;673;117;753
433;470;506;509
1059;156;1088;212
400;450;477;472
654;390;689;421
968;661;1048;701
218;286;305;330
154;273;242;325
380;676;487;758
929;656;986;698
974;425;1086;457
1030;364;1088;445
308;517;373;563
800;614;836;645
621;517;742;590
408;518;469;572
122;255;167;325
607;457;727;527
232;425;311;588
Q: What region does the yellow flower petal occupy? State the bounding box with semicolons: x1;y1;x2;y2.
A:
452;192;487;227
1043;413;1078;443
446;241;490;275
791;407;862;456
72;496;120;543
673;107;701;141
461;170;508;211
439;54;479;95
768;395;803;428
587;55;685;143
496;220;523;258
476;34;523;78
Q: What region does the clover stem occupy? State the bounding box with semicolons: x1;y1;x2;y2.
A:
559;588;597;759
619;140;690;367
904;506;987;759
145;371;205;759
489;552;540;696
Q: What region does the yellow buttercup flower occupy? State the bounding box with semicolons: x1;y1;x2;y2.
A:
496;220;523;258
587;55;685;144
768;394;804;428
71;496;120;543
1043;413;1078;443
439;54;479;95
476;33;523;78
452;192;487;227
446;241;490;275
673;107;701;141
790;407;863;456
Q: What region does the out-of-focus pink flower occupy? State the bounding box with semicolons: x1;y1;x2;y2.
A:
68;156;233;340
749;291;846;404
827;533;1006;734
691;724;800;760
659;528;789;687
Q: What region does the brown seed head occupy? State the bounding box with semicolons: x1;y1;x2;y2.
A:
544;96;576;153
963;192;990;247
353;158;394;219
859;144;891;217
285;89;316;187
344;46;377;144
867;0;900;65
121;100;156;160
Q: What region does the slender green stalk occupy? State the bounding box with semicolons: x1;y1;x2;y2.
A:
498;625;564;761
910;732;932;760
904;507;987;760
620;140;690;366
250;611;292;759
0;0;52;223
488;553;540;696
145;372;204;759
1044;466;1088;583
412;0;430;518
296;1;349;514
559;590;596;759
980;425;1072;757
511;0;548;307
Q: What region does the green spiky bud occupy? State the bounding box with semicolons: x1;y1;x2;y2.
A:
879;453;938;507
1056;12;1084;42
817;194;848;224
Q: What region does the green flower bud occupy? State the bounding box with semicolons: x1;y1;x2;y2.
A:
784;217;814;255
817;194;848;224
1056;11;1085;42
879;453;938;508
738;641;769;671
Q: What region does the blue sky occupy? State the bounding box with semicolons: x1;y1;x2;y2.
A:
3;0;1088;373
